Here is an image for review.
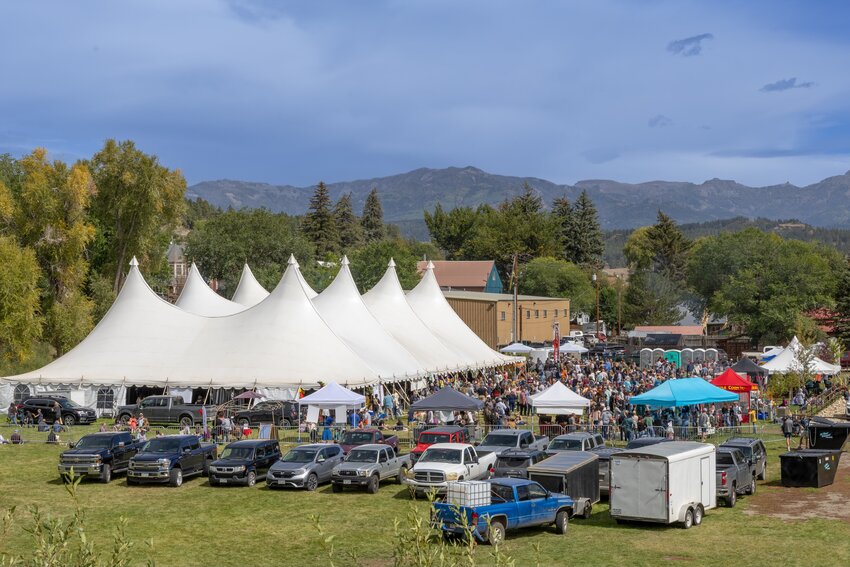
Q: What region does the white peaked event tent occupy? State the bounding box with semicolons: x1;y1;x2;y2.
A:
362;259;471;372
230;264;269;307
312;256;423;378
760;336;840;375
175;263;245;316
407;261;518;368
529;381;591;415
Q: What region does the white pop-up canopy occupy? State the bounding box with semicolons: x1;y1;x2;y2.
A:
298;382;365;408
175;263;245;316
406;261;520;369
760;336;841;375
529;381;591;415
230;264;270;307
500;342;534;354
560;342;589;354
312;256;423;379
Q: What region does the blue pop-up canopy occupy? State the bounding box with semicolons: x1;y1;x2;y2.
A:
628;377;739;408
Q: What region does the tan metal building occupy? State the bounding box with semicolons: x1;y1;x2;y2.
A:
442;291;570;349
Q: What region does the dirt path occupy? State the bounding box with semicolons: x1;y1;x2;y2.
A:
745;452;850;522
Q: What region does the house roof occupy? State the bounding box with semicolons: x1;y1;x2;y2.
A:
166;242;184;263
416;260;497;288
442;290;561;302
633;325;704;336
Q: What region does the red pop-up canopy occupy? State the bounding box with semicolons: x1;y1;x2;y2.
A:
711;368;758;422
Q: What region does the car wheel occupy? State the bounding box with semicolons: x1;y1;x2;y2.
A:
282;419;291;428
487;520;506;545
758;464;766;481
179;416;193;428
100;464;112;484
397;467;407;484
555;510;569;535
202;459;211;476
63;414;76;426
118;414;130;426
366;475;380;494
306;473;318;492
682;508;694;529
693;504;704;526
727;486;736;507
247;471;256;487
169;468;183;487
332;482;343;493
748;475;756;495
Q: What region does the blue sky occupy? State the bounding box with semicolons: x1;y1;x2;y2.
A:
1;0;849;187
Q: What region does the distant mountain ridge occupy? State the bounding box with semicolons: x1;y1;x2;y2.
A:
187;166;850;237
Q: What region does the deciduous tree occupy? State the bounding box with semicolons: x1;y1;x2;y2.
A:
0;236;43;362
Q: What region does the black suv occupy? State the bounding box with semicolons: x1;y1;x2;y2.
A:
209;439;282;486
18;396;96;426
720;437;767;480
233;401;298;427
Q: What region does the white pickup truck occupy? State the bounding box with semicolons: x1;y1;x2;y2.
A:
404;443;497;496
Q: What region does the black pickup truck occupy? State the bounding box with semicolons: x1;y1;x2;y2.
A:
127;435;217;487
117;396;215;427
58;432;140;483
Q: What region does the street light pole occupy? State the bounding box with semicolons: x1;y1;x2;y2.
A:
593;272;600;339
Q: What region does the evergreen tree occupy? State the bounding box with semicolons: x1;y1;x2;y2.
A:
551;195;573;255
333;193;363;251
564;190;603;267
361;187;385;242
303;181;338;257
646;210;691;281
623;270;681;326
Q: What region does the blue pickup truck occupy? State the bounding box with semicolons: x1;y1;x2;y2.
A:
433;478;574;545
127;435;217;487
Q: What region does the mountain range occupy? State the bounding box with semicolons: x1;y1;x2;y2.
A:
187;166;850;239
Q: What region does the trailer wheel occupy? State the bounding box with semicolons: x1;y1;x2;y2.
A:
682;508;694;529
581;503;592;519
555;510;569;535
487;520;506;545
693;504;704;526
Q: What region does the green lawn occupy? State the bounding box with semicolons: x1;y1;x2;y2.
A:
0;425;848;567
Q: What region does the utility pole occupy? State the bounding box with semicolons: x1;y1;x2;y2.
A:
616;278;622;337
593;272;600;339
511;253;519;342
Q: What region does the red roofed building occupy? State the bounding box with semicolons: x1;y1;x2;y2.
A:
416;260;503;293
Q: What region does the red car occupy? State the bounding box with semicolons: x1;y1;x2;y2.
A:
410;426;469;463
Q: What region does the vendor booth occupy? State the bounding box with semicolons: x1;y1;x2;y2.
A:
628;377;738;408
710;368;758;422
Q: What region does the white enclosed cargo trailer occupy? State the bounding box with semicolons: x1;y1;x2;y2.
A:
609;441;716;529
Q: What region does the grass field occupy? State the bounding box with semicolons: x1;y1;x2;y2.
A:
0;424;848;566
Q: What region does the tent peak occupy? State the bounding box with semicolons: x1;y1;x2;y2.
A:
288;254;298;267
341;255;350;266
129;256;139;268
387;258;396;268
425;260;435;269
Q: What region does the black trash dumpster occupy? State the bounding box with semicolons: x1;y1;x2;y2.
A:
779;449;842;488
807;417;850;450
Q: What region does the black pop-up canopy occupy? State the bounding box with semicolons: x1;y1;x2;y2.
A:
410;387;484;412
731;357;768;377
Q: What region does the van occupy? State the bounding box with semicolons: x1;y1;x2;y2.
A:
610;441;716;529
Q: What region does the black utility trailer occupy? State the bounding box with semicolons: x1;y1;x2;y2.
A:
527;451;599;518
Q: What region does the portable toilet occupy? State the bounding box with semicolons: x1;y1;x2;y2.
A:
693;348;706;363
639;349;653;369
681;348;694;368
664;350;681;367
705;348;718;363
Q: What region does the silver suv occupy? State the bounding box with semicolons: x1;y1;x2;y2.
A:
267;443;343;491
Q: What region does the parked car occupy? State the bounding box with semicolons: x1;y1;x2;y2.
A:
209;439;281;487
715;447;757;507
410;426;469;464
18;396;96;426
546;432;604;454
720;437;767;480
338;428;399;455
232;400;299;428
476;429;549;457
404;443;498;496
433;479;574;545
332;444;411;494
625;437;672;450
492;449;549;479
127;435;217;487
58;432;140;483
117;396;214;427
610;441;716;529
268;443;344;490
589;446;624;496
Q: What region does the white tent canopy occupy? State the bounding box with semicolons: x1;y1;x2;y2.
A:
560;342;589;354
312;256;423;378
362;259;469;372
760;336;840;375
230;264;270;307
298;382;365;408
529;381;591;415
500;342;534;354
175;263;245;316
406;261;520;369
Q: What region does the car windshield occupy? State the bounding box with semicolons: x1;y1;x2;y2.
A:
726;445;753;457
717;453;735;466
346;449;378;463
419;433;451;444
340;432;373;444
420;448;462;464
75;436;112;449
140;438;182;453
549;439;581;450
281;449;316;463
220;447;254;460
481;434;518;447
59;399;81;408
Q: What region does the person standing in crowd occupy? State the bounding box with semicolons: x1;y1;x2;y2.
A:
783;414;795;451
